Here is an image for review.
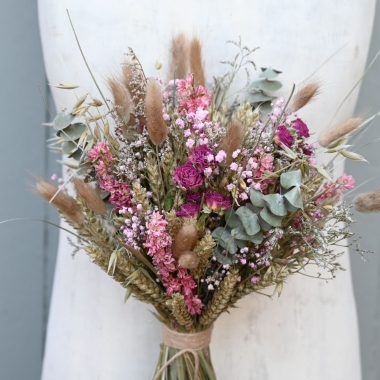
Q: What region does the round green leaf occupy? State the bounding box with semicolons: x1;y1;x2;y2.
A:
259;67;282;80
58;123;87;141
250;189;265;207
263;194;287;216
249;91;273;103
235;206;261;236
283;187;304;210
260;206;283;227
260;101;273;114
225;208;242;229
256;80;282;93
62;141;77;154
53;111;75;130
280;170;302;189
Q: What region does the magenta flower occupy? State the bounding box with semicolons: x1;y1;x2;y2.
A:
189;145;215;171
205;190;231;212
274;125;294;147
174;163;203;189
176;203;200;218
293;119;310;138
186;191;203;204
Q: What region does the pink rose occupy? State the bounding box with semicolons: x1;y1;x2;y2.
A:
189;145;215;171
174;163;203;189
205;190;231;211
274;125;294;147
176;203;200;218
293;119;310;138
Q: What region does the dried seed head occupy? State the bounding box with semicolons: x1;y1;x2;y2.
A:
354;190;380;213
145;78;168;145
319;117;362;147
173;224;198;258
107;76;132;130
189;37;205;87
217;120;245;166
168;33;189;81
72;177;107;215
289;80;320;112
35;180;84;224
178;251;200;269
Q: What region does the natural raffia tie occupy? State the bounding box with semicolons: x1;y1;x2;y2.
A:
153;324;214;380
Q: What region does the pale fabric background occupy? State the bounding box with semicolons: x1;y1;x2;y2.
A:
1;0;380;379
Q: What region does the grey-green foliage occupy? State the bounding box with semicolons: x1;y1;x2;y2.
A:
52;111;87;161
249;67;283;113
212;170;303;264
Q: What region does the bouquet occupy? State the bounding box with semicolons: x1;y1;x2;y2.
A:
35;33;375;379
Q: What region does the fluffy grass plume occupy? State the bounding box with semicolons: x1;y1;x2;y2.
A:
145;78;168;145
107;77;132;126
354;190;380;213
35;180;84;225
168;33;189;81
319;117;362;147
217;120;245;165
189;37;205;87
72;177;107;215
290;80;320;112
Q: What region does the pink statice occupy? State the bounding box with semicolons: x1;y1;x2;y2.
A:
144;212;204;315
177;74;212;114
315;174;355;205
88;142;132;211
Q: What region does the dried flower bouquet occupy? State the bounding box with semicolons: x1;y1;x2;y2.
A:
35;30;376;379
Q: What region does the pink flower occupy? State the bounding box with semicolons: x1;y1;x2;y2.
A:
186;191;203;204
205;190;231;211
292;119;310;138
337;174;355;191
274;125;294;147
189;145;215;171
176;203;200;218
174;163;203;189
88;142;113;162
215;150;227;163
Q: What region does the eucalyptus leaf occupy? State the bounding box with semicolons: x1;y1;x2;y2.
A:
53;111;75;130
212;227;238;254
58;123;87;141
250;189;265;207
283;186;304;210
258;214;272;231
235;206;261;236
231;226;252;240
62;141;77;155
259;101;273;114
259;67;282;80
263;194;287;216
260;206;283;227
248;230;264;244
235;239;248;249
225;208;242;229
280;170;302;189
256;79;282;93
284;198;300;212
245;203;260;214
215;246;234;265
249;92;273;103
68;148;83;161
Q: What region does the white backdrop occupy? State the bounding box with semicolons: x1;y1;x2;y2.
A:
39;1;375;379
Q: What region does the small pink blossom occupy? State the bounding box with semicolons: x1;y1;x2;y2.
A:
215;150;227;163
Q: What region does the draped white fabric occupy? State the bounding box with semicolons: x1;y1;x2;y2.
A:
39;1;375;379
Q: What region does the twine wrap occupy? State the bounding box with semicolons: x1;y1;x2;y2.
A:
153;324;214;380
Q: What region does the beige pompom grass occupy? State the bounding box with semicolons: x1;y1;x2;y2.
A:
289;80;320;112
189;36;205;87
354;190;380;213
319;117;362;147
72;177;107;215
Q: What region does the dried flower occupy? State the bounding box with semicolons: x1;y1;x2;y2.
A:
178;251;200;269
319;117;362;147
176;203;200;218
145;78;168;145
173;224;198;258
217;120;245;166
205;190;231;212
354;190;380;213
168;33;189;81
292;119;310;138
289;80;320;112
174;163;203;190
107;77;132;126
72;177;107;215
274;125;294;147
35;181;84;225
189;37;205;87
189;145;215;171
